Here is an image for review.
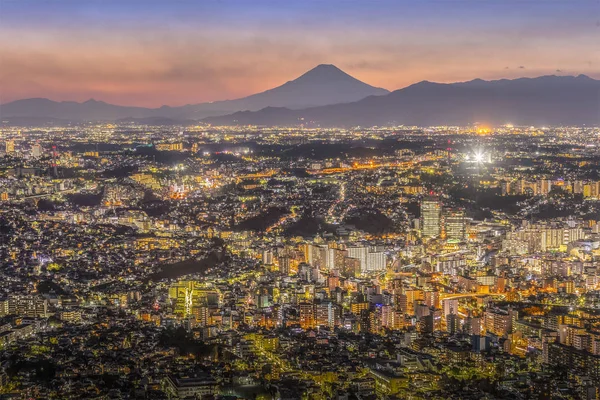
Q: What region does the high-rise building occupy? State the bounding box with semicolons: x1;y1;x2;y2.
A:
262;250;274;265
421;196;441;238
483;308;518;337
347;246;386;273
347;246;368;272
31;143;43;158
443;208;466;240
446;313;461;334
299;302;315;329
278;256;290;275
366;251;386;272
4;141;15;154
304;243;325;268
314;301;339;328
443;298;459;318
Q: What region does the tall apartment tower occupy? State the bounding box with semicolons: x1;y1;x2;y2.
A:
443;208;466;240
421;196;442;238
5;141;15;154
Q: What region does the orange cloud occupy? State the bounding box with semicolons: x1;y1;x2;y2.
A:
1;22;598;107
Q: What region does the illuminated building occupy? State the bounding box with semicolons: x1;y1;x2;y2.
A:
168;281;219;319
366;251;386;272
483;309;518;337
421;196;441;238
442;298;458;318
4;141;15;154
262;249;274;265
537;179;552;196
346;246;367;271
347;246;386;273
164;375;218;399
156;142;183;151
370;369;404;397
443;208;466;240
299;302;315;329
31;143;43;158
277;256;291;275
5;295;48;318
548;343;600;381
131;173;162;191
314;301;339;328
169;183;188;199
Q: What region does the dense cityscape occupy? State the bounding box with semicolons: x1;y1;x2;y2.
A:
0;124;599;399
2;0;600;398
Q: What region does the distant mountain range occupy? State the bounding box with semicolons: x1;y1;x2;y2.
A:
205;75;600;127
0;64;388;123
1;65;598;127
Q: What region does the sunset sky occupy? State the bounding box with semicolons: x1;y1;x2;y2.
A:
1;0;598;107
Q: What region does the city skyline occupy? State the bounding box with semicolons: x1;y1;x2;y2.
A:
1;0;599;107
2;2;600;398
2;123;600;398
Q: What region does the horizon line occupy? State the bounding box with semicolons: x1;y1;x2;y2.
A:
1;70;596;109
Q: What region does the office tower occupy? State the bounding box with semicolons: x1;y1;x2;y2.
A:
421;196;441;238
443;208;466;240
5;141;15;154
